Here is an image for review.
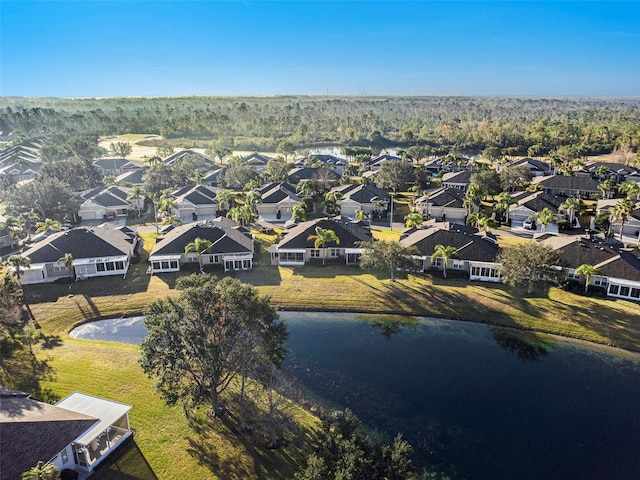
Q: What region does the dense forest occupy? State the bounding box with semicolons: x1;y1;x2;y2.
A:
1;96;640;156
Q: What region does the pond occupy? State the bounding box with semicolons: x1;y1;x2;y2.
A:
70;312;640;480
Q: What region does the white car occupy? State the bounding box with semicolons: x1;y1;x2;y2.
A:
522;219;535;230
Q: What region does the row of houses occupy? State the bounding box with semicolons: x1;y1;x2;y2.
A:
14;213;640;302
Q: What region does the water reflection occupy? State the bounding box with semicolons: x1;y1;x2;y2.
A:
489;327;556;362
356;314;419;339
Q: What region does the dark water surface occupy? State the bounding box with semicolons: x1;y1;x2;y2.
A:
282;312;640;480
70;312;640;480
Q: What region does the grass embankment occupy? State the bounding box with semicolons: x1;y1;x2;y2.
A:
24;228;640;479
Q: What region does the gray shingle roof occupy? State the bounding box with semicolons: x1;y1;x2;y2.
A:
22;227;134;263
277;217;372;250
288;167;341;182
532;175;601;192
400;223;499;262
150;219;253;257
417;187;466;208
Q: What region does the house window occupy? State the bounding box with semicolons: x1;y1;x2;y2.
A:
106;262;115;271
567;269;579;279
329;248;340;257
433;258;442;267
452;260;464;270
115;261;124;270
619;286;630;297
61;449;68;464
209;255;219;264
170;261;178;269
593;276;607;286
610;285;619;295
53;265;66;273
187;253;198;262
631;288;640;299
310;249;320;258
96;263;106;272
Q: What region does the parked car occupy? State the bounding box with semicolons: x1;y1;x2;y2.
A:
523;219;535;230
105;212;117;221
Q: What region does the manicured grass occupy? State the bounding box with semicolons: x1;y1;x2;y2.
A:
22;225;640;479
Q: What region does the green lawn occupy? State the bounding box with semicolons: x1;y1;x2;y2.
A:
20;226;640;479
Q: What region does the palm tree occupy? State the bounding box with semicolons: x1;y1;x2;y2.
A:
127;185;147;217
57;253;75;280
609;198;635;242
1;215;22;247
245;189;262;216
157;190;177;219
184;237;213;272
296;179;316;199
35;218;61;234
535;208;555;233
162;214;183;226
355;208;370;222
190;171;204;186
19;210;40;242
227;205;252;226
21;460;61;480
430;244;458;279
574;264;601;294
493;192;516;222
463;183;482;214
5;255;30;280
323;191;343;216
308;226;340;265
291;202;307;222
559;197;585;227
618;181;640;200
216;189;235;214
404;212;423;228
598;179;616;199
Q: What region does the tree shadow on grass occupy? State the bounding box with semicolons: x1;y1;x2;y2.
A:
90;437;158;480
0;342;58;403
184;399;311;480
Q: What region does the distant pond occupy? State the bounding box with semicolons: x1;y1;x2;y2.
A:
71;312;640;480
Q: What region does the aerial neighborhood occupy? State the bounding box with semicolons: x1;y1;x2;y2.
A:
2;133;640;303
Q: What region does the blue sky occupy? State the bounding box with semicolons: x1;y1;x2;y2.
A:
2;1;639;97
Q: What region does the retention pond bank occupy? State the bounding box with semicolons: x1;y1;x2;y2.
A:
71;312;640;480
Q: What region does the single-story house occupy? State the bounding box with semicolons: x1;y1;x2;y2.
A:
585;161;640;183
170;184;220;222
19;227;137;284
93;158;141;176
329;183;389;219
507;158;552;177
288;166;341;186
0;159;42;183
270;217;372;266
531;175;601;198
77;185;143;220
367;153;403;171
148;217;254;274
256;182;300;223
202;168;225;187
414;187;468;224
508;191;566;232
596;200;640;242
115;167;145;186
400;222;501;282
295;154;348;174
441;170;474;191
0;387;132;479
162;149;216;169
243;153;273;173
541;235;640;302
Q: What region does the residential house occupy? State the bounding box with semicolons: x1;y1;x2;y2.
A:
329;183;389;219
507;158;552;177
368;153;403;171
288;166;341;186
508;191;566;232
541;235;640;302
202;167;225;187
414;187;468;224
93;158;140;176
243;153;273;173
19;227;137;284
0;387;132;479
270;217;372;266
295;154;348;174
77;185;142;220
596;200;640;243
256;182;300;223
441;170;474;191
148;218;254;274
400;222;501;282
585;161;640;183
0;138;43;185
531;175;601;198
170;184;220;222
162;149;216;169
115;167;145;186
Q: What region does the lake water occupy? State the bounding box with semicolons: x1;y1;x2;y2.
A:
70;312;640;480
